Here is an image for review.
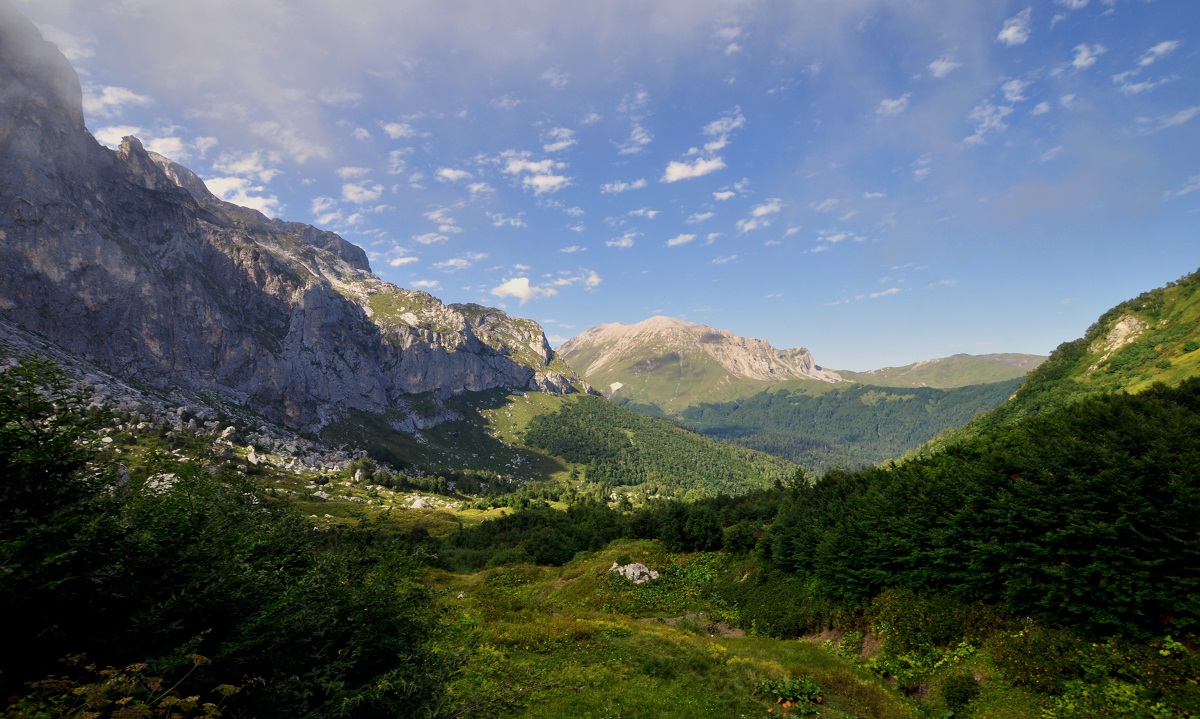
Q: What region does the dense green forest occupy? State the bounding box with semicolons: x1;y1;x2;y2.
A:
680;380;1021;472
522;394;795;498
0;359;449;718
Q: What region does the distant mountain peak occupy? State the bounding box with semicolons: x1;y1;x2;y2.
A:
560;316;841;411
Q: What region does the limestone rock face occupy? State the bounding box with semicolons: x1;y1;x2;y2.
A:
0;3;576;431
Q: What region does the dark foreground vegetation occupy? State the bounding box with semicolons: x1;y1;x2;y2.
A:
4;355;1200;718
1;359;449;718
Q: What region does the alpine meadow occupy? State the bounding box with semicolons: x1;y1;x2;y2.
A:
3;1;1200;718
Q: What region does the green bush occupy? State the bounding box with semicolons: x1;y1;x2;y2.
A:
942;673;981;713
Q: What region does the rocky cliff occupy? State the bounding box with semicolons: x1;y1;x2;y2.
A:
0;1;575;431
559;316;842;412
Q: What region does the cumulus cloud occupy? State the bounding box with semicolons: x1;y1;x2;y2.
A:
213;151;281;183
541;67;570;89
876;93;911;116
702;109;745;152
501;150;571;194
411;279;441;290
662;156;726;183
435;253;487;271
342;181;384;204
629;208;660;219
382;122;417;139
964;101;1013;145
1001;79;1030;102
543;127;576;152
491;277;558;304
489;212;526;228
601;178;647;193
389;256;419;267
618;123;653;155
249;121;329;163
204;177;280;216
560;245;586;253
667;233;696;247
1071;43;1106;69
82;86;151;119
927;56;962;78
436;168;473;182
869;287;901;299
1032;101;1052;115
737;199;782;233
687;212;714;223
412;232;449;245
606;232;637;248
712;190;736;201
997;8;1032;47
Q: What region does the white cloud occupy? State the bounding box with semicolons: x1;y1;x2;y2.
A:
543;127;576;153
876;93;911;116
382;122;417;139
1032;101;1052;115
342;181;383;204
82;86;152;119
687;212;715;223
386;149;411;175
606;232;637;248
711;255;738;265
436;168;473;182
541;67;570;89
667;233;696;247
36;24;93;62
618;123;653;155
468;182;494;195
964;101;1013;145
491;277;557;304
1165;175;1200;200
629;208;660;219
702;109;746;152
1055;0;1089;9
1136;106;1200;134
213;151;280;183
601;178;648;193
927;56;962;78
389;256;419;267
336;166;370;179
712;190;736;201
997;8;1032;47
1001;79;1030;102
411;279;441;290
491;95;523;110
1118;78;1172;95
524;173;571;194
1139;40;1182;68
249;121;329;163
662;156;726;183
863;192;886;199
912;155;933;180
1041;145;1065;161
204;177;280;216
489;212;526;228
1071;43;1106;69
412;232;449;245
869;287;901;299
560;245;586;253
143;136;188;160
435;253;487;271
809;198;838;212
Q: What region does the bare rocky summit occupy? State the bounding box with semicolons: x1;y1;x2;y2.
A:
559;316;842;411
0;1;575;431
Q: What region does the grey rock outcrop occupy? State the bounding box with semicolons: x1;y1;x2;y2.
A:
0;1;577;431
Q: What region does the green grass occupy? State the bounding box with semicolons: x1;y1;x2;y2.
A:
433;548;921;719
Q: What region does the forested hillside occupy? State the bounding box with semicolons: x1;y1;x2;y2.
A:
934;267;1200;448
681;380;1021;472
522;394;795;499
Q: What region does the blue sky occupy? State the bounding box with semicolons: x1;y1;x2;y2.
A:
19;0;1200;370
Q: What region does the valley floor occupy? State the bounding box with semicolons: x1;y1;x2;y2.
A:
428;541;1046;719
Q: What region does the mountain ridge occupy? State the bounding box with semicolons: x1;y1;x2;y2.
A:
0;3;576;433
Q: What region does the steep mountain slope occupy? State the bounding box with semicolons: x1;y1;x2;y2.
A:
559;316;842;412
0;4;575;432
835;353;1044;388
930;267;1200;448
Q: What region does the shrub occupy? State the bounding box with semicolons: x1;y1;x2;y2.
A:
942;673;981;713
